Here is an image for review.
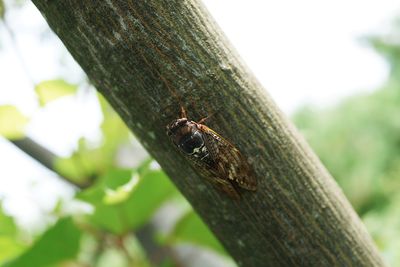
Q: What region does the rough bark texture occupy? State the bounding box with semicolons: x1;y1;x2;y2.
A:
32;1;385;266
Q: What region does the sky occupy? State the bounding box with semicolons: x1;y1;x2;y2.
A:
203;0;398;111
0;0;399;230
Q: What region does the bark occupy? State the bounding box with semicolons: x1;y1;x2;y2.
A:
31;1;385;266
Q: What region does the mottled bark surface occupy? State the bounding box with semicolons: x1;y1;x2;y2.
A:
32;1;384;266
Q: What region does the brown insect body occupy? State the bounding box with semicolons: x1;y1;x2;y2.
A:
166;116;257;198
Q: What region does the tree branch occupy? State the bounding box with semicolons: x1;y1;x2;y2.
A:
31;1;385;266
10;137;82;188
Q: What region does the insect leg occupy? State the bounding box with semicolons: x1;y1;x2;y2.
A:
197;108;221;124
180;106;188;118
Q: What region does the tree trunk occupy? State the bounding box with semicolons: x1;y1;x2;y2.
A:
32;1;385;266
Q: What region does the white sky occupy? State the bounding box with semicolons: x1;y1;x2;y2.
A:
0;0;399;230
203;0;397;111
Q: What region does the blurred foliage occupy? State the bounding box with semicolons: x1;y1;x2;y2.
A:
293;20;400;267
53;94;130;186
0;105;28;140
0;0;5;21
164;211;226;255
35;79;78;106
4;218;81;267
293;87;400;214
0;205;24;263
367;18;400;81
77;164;177;234
363;193;400;266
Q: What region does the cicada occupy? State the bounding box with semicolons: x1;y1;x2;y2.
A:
166;110;257;199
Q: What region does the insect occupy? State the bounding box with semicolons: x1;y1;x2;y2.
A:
166;108;257;199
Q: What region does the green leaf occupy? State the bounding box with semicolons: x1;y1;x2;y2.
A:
0;105;28;140
97;94;130;153
53;156;88;184
35;79;77;106
103;173;139;205
54;137;112;185
167;211;226;255
121;168;177;229
77;163;178;234
0;205;17;237
4;217;81;267
77;169;133;234
0;237;24;263
96;248;129;267
0;0;5;20
0;205;24;263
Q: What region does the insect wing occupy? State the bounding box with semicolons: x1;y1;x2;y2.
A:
199;125;257;191
178;142;241;199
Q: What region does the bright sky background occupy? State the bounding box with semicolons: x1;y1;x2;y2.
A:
0;0;399;230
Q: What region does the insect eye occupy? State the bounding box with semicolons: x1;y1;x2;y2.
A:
180;131;204;154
